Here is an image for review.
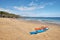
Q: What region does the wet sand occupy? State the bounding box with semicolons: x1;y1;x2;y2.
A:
0;18;60;40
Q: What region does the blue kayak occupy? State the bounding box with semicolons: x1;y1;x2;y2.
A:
36;29;44;33
30;31;37;35
36;28;49;33
30;28;49;35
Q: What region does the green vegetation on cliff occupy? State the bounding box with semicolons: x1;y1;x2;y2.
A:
0;11;20;18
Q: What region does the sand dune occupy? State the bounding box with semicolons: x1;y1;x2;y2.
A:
0;18;60;40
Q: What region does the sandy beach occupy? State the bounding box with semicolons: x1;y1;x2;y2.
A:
0;18;60;40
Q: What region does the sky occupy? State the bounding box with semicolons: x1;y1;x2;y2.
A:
0;0;60;17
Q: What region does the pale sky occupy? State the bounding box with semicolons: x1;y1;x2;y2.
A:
0;0;60;17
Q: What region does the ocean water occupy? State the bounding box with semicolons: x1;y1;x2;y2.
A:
19;17;60;24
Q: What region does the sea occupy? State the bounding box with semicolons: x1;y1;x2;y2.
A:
19;17;60;24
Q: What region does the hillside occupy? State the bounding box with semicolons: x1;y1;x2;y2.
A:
0;11;20;18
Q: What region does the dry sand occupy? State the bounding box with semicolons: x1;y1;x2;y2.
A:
0;18;60;40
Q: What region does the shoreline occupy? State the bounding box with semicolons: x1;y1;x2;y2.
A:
0;18;60;40
17;18;60;26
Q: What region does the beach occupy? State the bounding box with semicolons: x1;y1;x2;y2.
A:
0;18;60;40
